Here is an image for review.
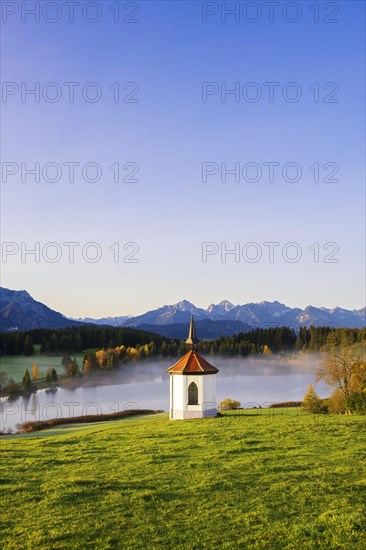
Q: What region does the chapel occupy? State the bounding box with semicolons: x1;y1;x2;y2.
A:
167;316;219;420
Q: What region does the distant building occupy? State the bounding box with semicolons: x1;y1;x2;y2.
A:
167;315;219;420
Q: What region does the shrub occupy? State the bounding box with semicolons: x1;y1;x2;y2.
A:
17;409;156;433
6;378;17;395
219;398;241;410
319;398;330;414
347;391;366;414
328;388;347;414
269;401;302;408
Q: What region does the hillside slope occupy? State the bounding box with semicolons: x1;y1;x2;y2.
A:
1;412;365;549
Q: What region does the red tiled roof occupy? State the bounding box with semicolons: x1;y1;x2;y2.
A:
167;350;219;375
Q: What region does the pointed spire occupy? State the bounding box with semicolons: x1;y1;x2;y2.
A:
185;315;199;349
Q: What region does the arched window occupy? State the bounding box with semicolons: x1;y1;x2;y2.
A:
188;382;199;405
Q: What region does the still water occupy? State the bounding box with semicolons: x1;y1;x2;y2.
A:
0;355;329;432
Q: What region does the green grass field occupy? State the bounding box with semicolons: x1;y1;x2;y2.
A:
1;411;365;549
0;351;84;383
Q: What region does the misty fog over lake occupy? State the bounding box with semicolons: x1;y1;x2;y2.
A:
0;354;329;433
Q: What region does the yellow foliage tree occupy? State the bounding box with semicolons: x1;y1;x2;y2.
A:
95;349;108;368
126;347;140;359
317;341;365;413
112;346;124;358
32;363;39;383
302;384;322;413
83;357;92;375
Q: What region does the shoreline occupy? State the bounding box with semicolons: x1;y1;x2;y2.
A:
1;409;160;436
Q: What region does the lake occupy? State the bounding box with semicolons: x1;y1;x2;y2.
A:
0;355;329;432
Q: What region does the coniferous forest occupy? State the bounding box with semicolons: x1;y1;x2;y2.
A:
1;325;365;359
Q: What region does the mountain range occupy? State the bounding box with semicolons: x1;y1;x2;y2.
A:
0;288;84;332
1;288;364;336
75;298;365;331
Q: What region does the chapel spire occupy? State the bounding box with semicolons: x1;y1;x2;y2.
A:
185;315;199;349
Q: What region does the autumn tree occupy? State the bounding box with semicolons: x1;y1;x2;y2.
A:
106;353;115;369
347;361;366;413
65;358;80;377
219;398;241;410
32;363;39;384
95;349;108;368
316;334;365;413
83;357;92;375
126;347;140;360
302;384;322;413
328;388;347;414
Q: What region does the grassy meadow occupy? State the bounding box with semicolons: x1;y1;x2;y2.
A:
1;410;366;549
0;348;84;383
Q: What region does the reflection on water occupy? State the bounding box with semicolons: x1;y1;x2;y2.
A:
0;355;329;432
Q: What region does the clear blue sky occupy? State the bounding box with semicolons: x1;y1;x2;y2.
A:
1;0;365;317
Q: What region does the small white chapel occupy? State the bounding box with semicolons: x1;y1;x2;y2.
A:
167;316;219;420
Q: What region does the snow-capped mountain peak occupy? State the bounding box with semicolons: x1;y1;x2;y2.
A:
172;300;196;311
206;300;235;317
